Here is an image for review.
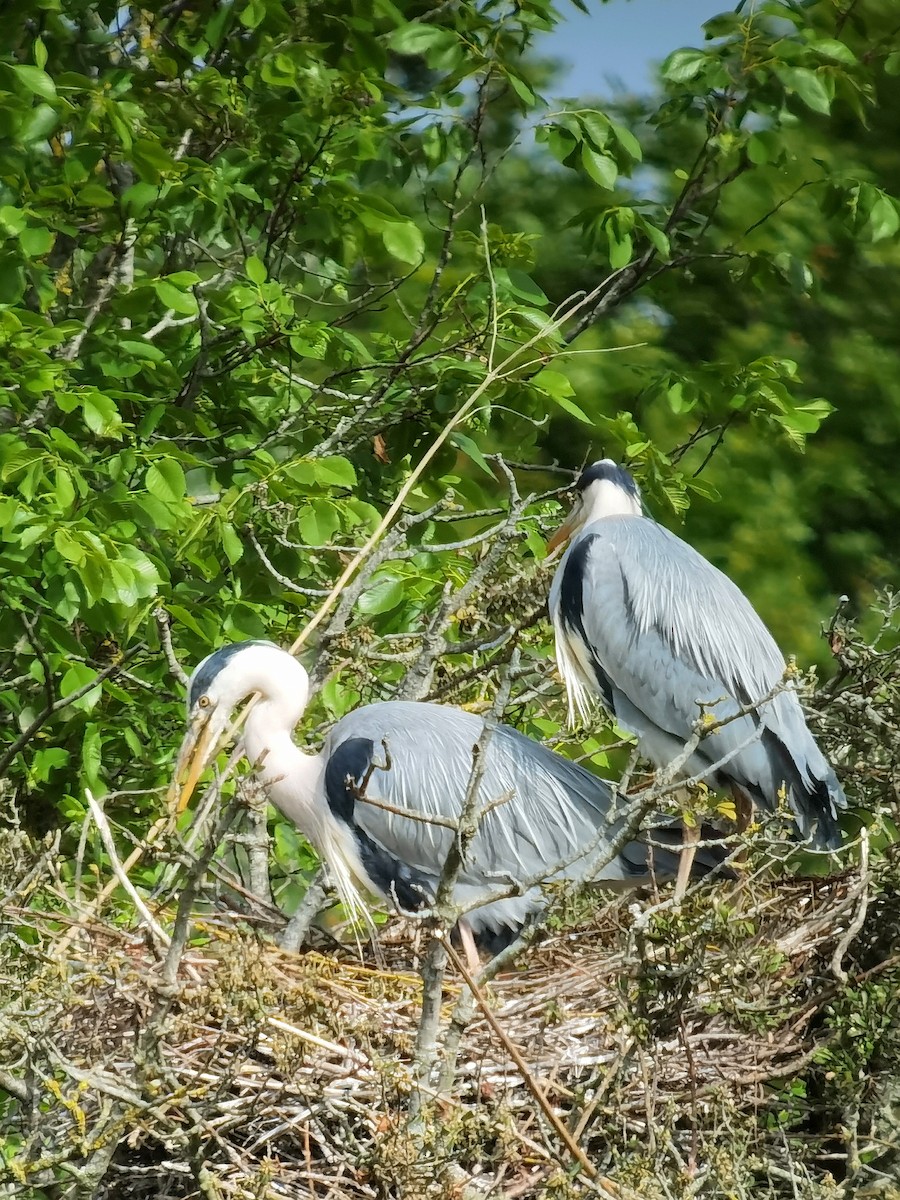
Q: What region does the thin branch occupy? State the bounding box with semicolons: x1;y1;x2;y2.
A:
831;826;870;984
442;936;599;1182
84;789;171;949
155;607;189;687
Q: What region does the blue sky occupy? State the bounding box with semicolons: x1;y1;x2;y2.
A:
543;0;726;97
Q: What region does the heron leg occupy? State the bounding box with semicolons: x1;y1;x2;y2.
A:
457;920;482;976
673;822;700;903
733;784;753;834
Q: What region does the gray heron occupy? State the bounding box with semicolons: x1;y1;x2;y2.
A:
548;460;846;871
171;640;726;957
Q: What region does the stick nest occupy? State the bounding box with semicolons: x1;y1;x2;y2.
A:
4;852;900;1200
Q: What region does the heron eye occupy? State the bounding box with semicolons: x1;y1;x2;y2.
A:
198;695;211;709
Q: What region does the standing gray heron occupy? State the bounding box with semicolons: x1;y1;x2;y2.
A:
548;459;845;879
171;640;725;958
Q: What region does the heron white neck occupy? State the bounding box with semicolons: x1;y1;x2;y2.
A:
242;699;324;831
581;478;642;523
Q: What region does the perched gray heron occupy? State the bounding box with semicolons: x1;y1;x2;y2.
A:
548;460;846;868
171;640;725;957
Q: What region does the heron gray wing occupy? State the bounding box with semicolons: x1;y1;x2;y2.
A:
552;516;844;843
323;702;638;905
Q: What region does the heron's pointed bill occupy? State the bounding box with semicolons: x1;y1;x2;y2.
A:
168;713;219;815
546;509;582;553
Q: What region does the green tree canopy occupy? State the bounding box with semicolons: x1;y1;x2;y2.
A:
1;0;897;852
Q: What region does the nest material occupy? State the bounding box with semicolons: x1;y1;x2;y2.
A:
4;867;897;1200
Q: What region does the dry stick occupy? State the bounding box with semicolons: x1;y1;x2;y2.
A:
240;778;274;910
831;825;870;984
408;722;496;1124
84;789;171;950
155;606;189;687
441;936;601;1185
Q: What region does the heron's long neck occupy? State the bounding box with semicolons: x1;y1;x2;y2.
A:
242;701;324;830
582;479;642;522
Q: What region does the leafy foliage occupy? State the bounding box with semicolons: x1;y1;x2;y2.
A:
1;0;900;1193
3;0;897;841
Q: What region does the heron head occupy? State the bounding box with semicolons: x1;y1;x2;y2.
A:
547;460;642;551
169;640;309;814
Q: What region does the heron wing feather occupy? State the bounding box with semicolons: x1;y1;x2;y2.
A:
325;702;630;894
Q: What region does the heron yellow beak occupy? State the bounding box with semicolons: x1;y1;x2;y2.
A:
168;713;219;815
546;508;582;553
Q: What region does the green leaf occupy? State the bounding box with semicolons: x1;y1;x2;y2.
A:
808;38;856;65
0;206;26;236
776;66;832;115
864;191;900;242
388;23;458;64
118;545;160;597
382;221;424;264
297;498;340;543
580;113;610;150
12;64;56;102
130;137;177;180
609;120;642;162
239;0;266;28
145;459;187;504
661;48;708;84
22;102;59;143
104;559;140;607
30;747;69;785
502;269;548;306
549;393;593;425
313;456;357;488
82;393;123;439
607;226;632;270
76;183;114;208
246;255;267;285
221;522;244;564
19;225;54;256
154;280;198;315
54;529;85;565
581;145;618;190
507;72;536;107
451;432;494;477
167;603;206;639
61;663;102;713
357;576;405;615
642;221;670;259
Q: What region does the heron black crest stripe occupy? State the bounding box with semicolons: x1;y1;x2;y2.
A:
189;640;274;709
576;460;640;497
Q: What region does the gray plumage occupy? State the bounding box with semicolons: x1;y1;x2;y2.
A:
549;461;846;849
321;700;723;938
172;642;727;951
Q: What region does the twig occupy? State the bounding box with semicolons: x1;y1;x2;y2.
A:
155;607;189;687
279;870;329;952
831;826;870;984
442;936;598;1181
84;789;171;949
